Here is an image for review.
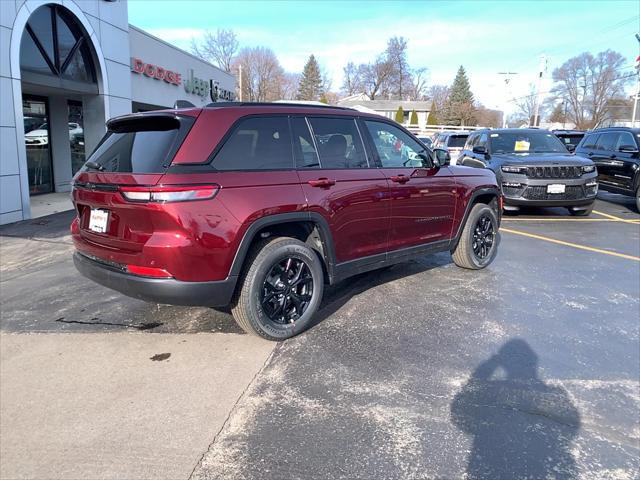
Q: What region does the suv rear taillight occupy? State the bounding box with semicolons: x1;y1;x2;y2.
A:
119;185;219;203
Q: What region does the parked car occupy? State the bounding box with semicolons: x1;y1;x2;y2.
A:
71;103;501;340
432;131;470;165
552;129;585;152
417;136;433;148
458;128;598;215
574;127;640;211
24;123;49;146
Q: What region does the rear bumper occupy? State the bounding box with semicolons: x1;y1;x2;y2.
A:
73;252;237;307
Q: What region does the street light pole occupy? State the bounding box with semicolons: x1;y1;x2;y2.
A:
498;71;518;128
532;54;547;127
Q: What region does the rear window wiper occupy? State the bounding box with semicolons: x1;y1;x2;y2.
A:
85;160;105;172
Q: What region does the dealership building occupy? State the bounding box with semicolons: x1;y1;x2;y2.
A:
0;0;235;225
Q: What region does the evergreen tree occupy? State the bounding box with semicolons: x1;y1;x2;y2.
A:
394;106;405;123
426;101;438;125
409;110;418;125
443;66;476;126
297;54;323;101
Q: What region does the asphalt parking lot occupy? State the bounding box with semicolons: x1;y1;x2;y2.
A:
1;191;639;479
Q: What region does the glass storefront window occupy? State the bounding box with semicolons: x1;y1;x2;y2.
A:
23;97;53;195
68;101;85;174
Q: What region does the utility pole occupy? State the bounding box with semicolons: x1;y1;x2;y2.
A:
238;64;243;102
532;54;547;127
498;71;518;128
631;34;640;127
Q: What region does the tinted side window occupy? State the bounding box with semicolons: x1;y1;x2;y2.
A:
365;120;429;168
581;133;599;149
291;117;320;169
213;116;293;170
307;117;368;169
465;134;477;149
595;132;619;152
617;132;636;150
477;133;488;148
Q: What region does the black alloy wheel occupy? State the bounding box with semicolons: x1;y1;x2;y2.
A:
261;257;313;324
472;214;496;260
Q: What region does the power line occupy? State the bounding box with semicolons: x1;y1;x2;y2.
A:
507;72;637;103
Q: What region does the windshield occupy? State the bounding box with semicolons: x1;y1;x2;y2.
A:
490;132;567;154
447;135;468;148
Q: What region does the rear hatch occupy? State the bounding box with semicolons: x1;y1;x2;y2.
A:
72;112;197;254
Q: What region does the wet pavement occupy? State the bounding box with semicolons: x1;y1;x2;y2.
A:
1;192;639;479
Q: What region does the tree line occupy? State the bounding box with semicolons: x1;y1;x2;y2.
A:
191;29;633;128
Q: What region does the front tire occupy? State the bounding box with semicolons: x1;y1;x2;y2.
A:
452;203;499;270
635;186;640;213
231;237;324;341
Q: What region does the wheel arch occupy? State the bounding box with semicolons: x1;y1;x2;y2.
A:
451;186;501;250
228;212;337;282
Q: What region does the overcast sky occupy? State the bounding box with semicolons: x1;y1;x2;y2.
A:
129;0;639;113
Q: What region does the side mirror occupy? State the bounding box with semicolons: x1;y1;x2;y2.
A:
565;144;576;153
619;145;639;153
433;148;450;167
472;145;488;155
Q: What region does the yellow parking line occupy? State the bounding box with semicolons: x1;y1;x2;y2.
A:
500;227;640;262
592;210;640;225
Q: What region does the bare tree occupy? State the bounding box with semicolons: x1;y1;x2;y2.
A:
342;62;363;96
280;72;301;101
231;47;286;102
408;68;429;101
191;28;239;73
512;83;547;125
428;85;451;112
475;104;502;128
360;55;394;100
386;36;412;99
551;49;632;129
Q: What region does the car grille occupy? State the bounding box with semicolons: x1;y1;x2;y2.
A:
522;186;585;201
526;166;582;179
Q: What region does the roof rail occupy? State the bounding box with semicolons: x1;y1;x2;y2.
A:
204;101;353;110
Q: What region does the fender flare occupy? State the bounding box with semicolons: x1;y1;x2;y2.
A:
450;186;501;250
228;212;337;279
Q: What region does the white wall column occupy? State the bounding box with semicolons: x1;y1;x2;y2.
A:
48;96;73;192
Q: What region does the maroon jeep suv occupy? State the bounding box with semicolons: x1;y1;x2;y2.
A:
71;103;501;340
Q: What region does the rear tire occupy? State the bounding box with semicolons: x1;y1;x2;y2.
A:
452;203;499;270
231;237;324;341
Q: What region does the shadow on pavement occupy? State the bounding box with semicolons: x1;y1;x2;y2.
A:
451;339;581;479
0;210;76;241
312;253;452;327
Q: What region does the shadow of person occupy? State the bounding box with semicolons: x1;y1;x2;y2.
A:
451;339;581;479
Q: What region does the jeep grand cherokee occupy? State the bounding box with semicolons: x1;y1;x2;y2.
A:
459;128;597;215
71;103;501;340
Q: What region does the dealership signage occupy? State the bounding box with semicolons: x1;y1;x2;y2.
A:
130;58;182;85
131;58;235;102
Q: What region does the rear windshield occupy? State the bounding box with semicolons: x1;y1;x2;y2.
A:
447;135;468;148
82;115;193;173
558;134;584;147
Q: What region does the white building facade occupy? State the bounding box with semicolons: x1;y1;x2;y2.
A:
0;0;234;225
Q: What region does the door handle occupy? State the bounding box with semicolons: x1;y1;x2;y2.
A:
390;175;410;184
609;154;617;159
308;178;336;188
587;152;593;156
